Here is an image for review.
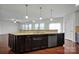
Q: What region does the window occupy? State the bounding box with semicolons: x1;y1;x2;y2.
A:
40;23;44;30
49;23;61;33
28;24;32;30
21;24;32;30
25;24;28;30
35;23;39;30
22;24;25;30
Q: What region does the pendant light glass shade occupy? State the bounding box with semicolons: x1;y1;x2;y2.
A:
39;17;42;20
25;16;28;19
50;18;53;21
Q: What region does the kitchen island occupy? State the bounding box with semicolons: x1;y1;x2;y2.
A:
8;30;64;53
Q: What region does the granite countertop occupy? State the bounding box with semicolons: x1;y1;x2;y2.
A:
11;32;58;35
10;30;63;35
10;32;63;35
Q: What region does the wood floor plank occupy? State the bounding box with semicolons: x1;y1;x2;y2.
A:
0;34;79;54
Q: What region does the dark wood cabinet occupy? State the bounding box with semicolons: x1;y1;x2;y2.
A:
14;36;25;52
25;36;32;51
32;35;48;50
8;33;64;53
8;34;15;50
32;35;41;50
57;33;64;46
40;35;48;49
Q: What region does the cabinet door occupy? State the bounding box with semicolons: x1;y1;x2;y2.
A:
15;36;25;52
25;36;32;51
8;34;13;48
48;34;57;47
57;33;64;46
40;35;48;49
8;34;15;50
32;35;41;50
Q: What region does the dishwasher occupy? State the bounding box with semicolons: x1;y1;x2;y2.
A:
48;34;57;48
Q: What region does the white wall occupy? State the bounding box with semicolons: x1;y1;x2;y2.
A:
0;21;2;34
75;10;79;26
64;12;76;42
64;8;79;42
0;20;18;34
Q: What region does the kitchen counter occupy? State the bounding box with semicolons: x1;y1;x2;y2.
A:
11;32;62;35
8;31;64;53
10;30;60;35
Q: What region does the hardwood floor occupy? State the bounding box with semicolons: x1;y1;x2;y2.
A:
0;34;79;54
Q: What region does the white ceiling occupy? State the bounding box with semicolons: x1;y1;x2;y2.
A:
0;4;76;22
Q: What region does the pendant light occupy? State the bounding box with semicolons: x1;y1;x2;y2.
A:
39;7;43;20
50;8;53;21
25;4;28;19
